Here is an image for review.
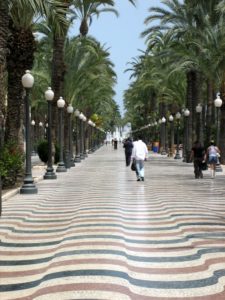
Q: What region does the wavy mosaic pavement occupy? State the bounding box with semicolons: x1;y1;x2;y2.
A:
1;146;225;299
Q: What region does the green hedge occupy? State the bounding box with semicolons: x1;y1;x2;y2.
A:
0;142;24;188
37;140;59;164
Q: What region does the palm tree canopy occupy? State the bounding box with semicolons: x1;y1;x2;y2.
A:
71;0;136;36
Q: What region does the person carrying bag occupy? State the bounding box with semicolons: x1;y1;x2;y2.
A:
205;140;220;179
131;158;136;171
131;136;148;181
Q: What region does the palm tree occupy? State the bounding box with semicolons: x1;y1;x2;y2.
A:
124;29;186;134
63;35;117;148
50;0;136;142
72;0;136;37
50;0;117;143
72;0;118;36
4;0;68;148
142;0;220;148
64;36;116;114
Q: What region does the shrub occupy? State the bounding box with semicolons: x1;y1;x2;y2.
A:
37;140;59;164
0;142;24;188
37;140;48;163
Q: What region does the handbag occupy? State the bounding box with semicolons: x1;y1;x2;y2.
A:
201;161;208;171
131;160;136;171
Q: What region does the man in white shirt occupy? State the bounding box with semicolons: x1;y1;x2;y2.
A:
131;136;148;181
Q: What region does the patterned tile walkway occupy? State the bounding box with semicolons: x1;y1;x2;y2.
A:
1;145;225;300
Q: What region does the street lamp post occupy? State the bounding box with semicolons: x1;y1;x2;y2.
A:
0;111;4;215
147;123;151;144
154;121;157;143
45;123;48;140
74;109;81;162
44;87;57;179
67;104;75;167
79;112;85;160
174;112;181;159
88;120;92;153
93;123;97;151
196;104;202;143
183;108;190;162
39;121;43;140
83;115;88;157
158;118;162;149
20;70;38;194
56;97;67;172
214;93;223;172
31;120;36;156
214;93;222;146
169;115;174;157
161;117;167;155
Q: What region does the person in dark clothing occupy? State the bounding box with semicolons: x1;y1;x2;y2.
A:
123;137;133;166
190;141;205;179
114;138;118;150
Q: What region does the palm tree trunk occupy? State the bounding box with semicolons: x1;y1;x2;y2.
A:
51;36;66;144
5;21;35;149
220;78;225;164
196;72;204;145
186;71;194;154
5;67;24;148
191;70;201;143
205;80;213;146
0;2;9;119
219;101;225;164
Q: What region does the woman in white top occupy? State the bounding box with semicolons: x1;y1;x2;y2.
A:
205;140;220;178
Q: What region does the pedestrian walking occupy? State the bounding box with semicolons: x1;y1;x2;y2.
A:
205;140;220;179
114;138;118;150
123;137;133;166
131;135;148;181
190;141;205;179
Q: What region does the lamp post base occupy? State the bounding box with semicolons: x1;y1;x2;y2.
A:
44;167;57;179
20;182;38;194
174;152;181;159
64;150;71;169
70;158;75;167
80;153;85;160
56;162;67;172
74;155;81;163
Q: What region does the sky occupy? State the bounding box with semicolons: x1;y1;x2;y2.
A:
71;0;161;116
